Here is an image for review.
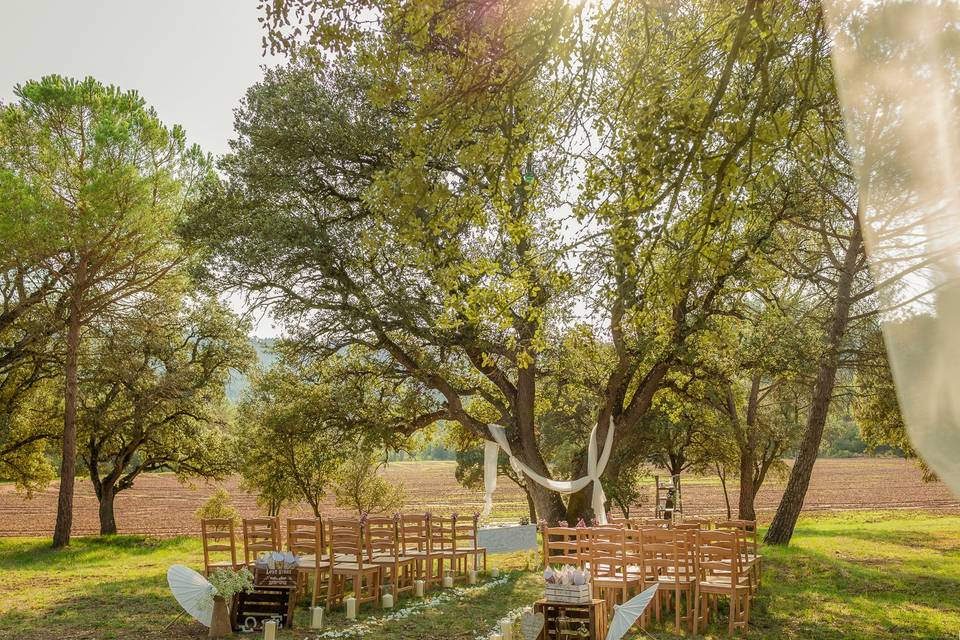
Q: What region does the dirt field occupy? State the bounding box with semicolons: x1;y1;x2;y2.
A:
0;457;956;537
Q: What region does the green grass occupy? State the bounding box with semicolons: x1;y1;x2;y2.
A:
1;512;958;639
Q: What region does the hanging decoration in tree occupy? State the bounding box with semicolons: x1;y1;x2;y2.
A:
482;417;615;524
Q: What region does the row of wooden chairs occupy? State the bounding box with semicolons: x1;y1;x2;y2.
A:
542;520;761;634
201;514;488;613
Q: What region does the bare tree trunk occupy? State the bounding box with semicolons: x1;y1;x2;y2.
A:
765;224;862;545
53;292;83;548
738;376;761;521
716;462;732;520
98;484;118;535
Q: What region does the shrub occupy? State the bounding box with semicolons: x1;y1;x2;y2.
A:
195;487;240;524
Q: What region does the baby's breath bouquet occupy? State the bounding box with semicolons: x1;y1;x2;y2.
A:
200;567;254;611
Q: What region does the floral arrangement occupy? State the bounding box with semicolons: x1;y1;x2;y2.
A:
576;517;587;528
255;550;298;570
543;565;590;586
557;520;568;528
310;573;513;639
199;567;254;611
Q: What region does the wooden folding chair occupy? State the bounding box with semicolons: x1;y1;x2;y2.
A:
201;518;238;575
584;527;643;608
453;516;487;572
287;517;330;607
692;530;752;635
399;514;438;588
644;528;696;632
715;519;761;588
429;515;470;583
242;516;280;566
326;518;382;612
542;526;583;568
367;516;416;597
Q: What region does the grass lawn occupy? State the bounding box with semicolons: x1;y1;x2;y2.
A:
0;511;958;639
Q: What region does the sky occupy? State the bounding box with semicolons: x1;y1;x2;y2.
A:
0;0;283;336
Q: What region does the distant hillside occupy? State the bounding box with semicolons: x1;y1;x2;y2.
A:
225;337;278;403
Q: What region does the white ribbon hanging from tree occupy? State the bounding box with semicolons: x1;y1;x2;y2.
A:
481;416;615;525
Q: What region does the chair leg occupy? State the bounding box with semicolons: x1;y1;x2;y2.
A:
674;587;681;631
729;591;738;635
692;586;700;636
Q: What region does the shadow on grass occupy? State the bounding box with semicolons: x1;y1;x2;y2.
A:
0;571;207;640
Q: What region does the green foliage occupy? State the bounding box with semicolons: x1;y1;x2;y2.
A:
74;294;253;509
332;446;406;515
237;346;429;516
195;488;240;525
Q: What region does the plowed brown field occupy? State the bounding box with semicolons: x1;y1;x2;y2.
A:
0;457;956;537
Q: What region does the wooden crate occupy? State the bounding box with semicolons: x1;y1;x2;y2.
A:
231;585;296;631
535;599;608;640
545;583;593;604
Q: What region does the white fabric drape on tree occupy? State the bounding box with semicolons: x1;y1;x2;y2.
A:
481;417;615;525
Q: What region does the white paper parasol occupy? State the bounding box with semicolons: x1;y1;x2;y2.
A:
167;564;215;627
606;584;658;640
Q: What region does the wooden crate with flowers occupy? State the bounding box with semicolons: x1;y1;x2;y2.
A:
543;566;592;604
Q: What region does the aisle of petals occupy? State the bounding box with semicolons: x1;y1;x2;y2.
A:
308;573;515;639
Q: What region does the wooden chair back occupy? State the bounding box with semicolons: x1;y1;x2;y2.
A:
399;514;431;554
585;527;630;586
242;516;280;565
641;528;686;581
201;518;237;574
287;517;324;559
542;526;582;568
714;519;758;570
694;529;743;587
428;515;457;552
682;516;712;530
453;516;479;549
327;518;371;568
366;516;400;559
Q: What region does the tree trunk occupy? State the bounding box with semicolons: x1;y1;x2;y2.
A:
765;224;862;545
526;480;566;525
99;483;118;535
525;488;538;523
53;294;83;548
716;463;732;520
738;376;762;521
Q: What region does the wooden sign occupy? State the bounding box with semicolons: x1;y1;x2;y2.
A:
254;565;298;588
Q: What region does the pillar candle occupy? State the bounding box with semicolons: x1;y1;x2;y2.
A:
310;606;324;629
500;620;513;640
443;574;454;588
263;620;278;640
415;579;425;597
382;592;394;608
345;596;357;620
467;569;477;585
490;567;500;578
